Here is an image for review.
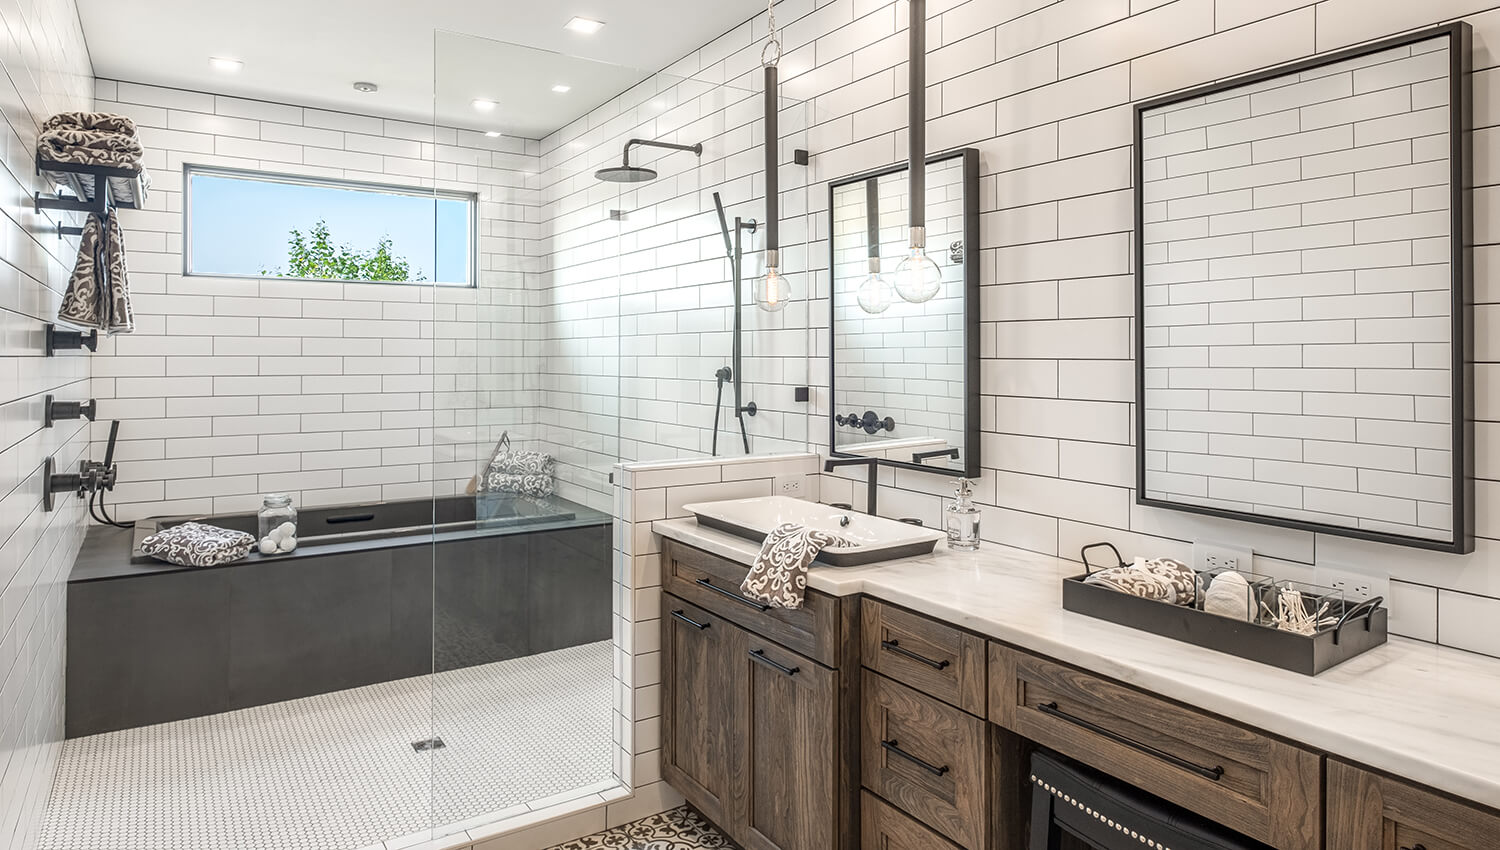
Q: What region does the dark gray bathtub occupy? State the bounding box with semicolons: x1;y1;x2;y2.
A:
67;493;613;738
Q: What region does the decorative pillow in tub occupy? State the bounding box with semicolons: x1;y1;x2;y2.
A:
139;522;256;567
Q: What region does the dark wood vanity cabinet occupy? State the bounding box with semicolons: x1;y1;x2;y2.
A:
1327;760;1500;850
660;539;859;850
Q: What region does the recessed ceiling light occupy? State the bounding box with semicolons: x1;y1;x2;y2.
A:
352;81;378;93
209;57;243;73
485;131;502;138
564;16;604;34
552;84;572;94
472;99;497;112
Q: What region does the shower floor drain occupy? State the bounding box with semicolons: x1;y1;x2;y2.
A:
411;738;446;753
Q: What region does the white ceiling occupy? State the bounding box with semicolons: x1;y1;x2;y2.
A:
77;0;766;139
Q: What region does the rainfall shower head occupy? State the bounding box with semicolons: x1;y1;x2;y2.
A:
596;165;659;183
595;137;703;183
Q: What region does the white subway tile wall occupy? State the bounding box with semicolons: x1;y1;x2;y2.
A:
0;2;95;849
90;79;547;520
1141;34;1458;543
780;0;1500;661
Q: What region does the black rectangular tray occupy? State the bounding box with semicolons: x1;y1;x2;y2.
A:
1062;574;1387;676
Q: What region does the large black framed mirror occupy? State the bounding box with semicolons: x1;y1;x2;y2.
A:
1134;23;1474;553
828;148;980;478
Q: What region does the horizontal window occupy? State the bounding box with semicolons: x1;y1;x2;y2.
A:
185;165;475;287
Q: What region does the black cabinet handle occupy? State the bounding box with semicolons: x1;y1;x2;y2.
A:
880;639;950;670
1400;845;1427;850
671;610;710;630
880;739;949;777
1037;702;1224;782
695;578;770;611
748;648;799;676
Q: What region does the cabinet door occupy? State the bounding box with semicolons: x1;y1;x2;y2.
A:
1328;760;1500;850
741;636;838;850
661;597;744;827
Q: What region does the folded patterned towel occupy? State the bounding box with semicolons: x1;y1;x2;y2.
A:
479;432;555;497
740;523;854;610
58;210;132;334
140;522;256;567
38;111;151;206
1082;556;1196;605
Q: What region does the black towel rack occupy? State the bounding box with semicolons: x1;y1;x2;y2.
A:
34;158;142;237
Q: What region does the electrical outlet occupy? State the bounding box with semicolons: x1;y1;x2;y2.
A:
774;475;805;498
1312;564;1389;603
1192;540;1254;574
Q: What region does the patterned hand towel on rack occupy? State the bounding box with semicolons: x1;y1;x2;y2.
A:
740;523;853;609
58;211;132;334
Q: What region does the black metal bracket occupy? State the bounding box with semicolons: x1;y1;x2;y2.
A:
58;225;84;239
794;386;809;403
794;149;810;166
739;401;758;418
43;456;85;512
913;448;959;464
1079;542;1128;577
45;323;98;356
609;209;626;221
44;395;97;427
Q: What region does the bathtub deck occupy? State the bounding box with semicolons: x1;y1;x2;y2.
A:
37;640;616;850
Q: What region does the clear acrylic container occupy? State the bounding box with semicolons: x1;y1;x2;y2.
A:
1194;568;1275;622
257;493;298;555
1263;580;1345;635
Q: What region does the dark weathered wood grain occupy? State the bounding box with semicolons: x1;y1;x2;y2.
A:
862;672;989;850
1328;759;1500;850
660;595;742;829
988;642;1322;850
663;538;840;665
860;790;963;850
861;598;986;716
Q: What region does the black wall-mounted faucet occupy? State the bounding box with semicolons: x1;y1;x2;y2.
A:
824;456;881;516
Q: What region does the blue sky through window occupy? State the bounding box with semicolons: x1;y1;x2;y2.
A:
188;170;473;285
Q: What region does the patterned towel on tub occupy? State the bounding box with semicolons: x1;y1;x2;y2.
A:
139;522;255;567
740;523;854;610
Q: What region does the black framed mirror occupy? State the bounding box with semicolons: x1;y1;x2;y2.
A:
828;148;980;478
1134;23;1474;553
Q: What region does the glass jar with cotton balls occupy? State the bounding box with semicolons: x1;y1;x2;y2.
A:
257;493;298;555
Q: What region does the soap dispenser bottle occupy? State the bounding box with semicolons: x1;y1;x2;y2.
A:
945;479;981;551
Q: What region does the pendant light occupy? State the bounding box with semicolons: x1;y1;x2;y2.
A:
856;177;893;314
754;1;792;313
895;0;941;304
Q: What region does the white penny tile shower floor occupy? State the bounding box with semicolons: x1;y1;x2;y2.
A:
38;641;616;850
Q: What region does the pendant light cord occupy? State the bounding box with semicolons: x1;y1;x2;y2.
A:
762;0;782;68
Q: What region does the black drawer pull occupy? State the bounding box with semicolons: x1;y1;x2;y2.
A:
326;513;375;524
671;610;710;630
880;739;949;777
880;639;950;670
1037;702;1224;782
1400;845;1427;850
695;578;770;611
748;648;799;676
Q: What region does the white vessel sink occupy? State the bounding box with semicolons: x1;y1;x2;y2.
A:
681;496;945;566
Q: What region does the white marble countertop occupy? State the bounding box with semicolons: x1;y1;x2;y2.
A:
654;517;1500;810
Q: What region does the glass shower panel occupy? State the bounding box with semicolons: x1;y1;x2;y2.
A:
429;31;622;842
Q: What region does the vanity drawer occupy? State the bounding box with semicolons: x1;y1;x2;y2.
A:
860;790;962;850
662;538;840;666
989;644;1321;850
862;672;989;850
861;598;985;715
1328;759;1500;850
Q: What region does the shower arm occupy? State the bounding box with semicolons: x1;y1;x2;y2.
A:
620;138;703;166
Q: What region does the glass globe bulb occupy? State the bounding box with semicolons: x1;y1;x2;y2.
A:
894;246;942;303
756;267;792;313
856;272;893;314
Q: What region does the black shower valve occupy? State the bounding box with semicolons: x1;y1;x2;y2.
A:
44;395;97;427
